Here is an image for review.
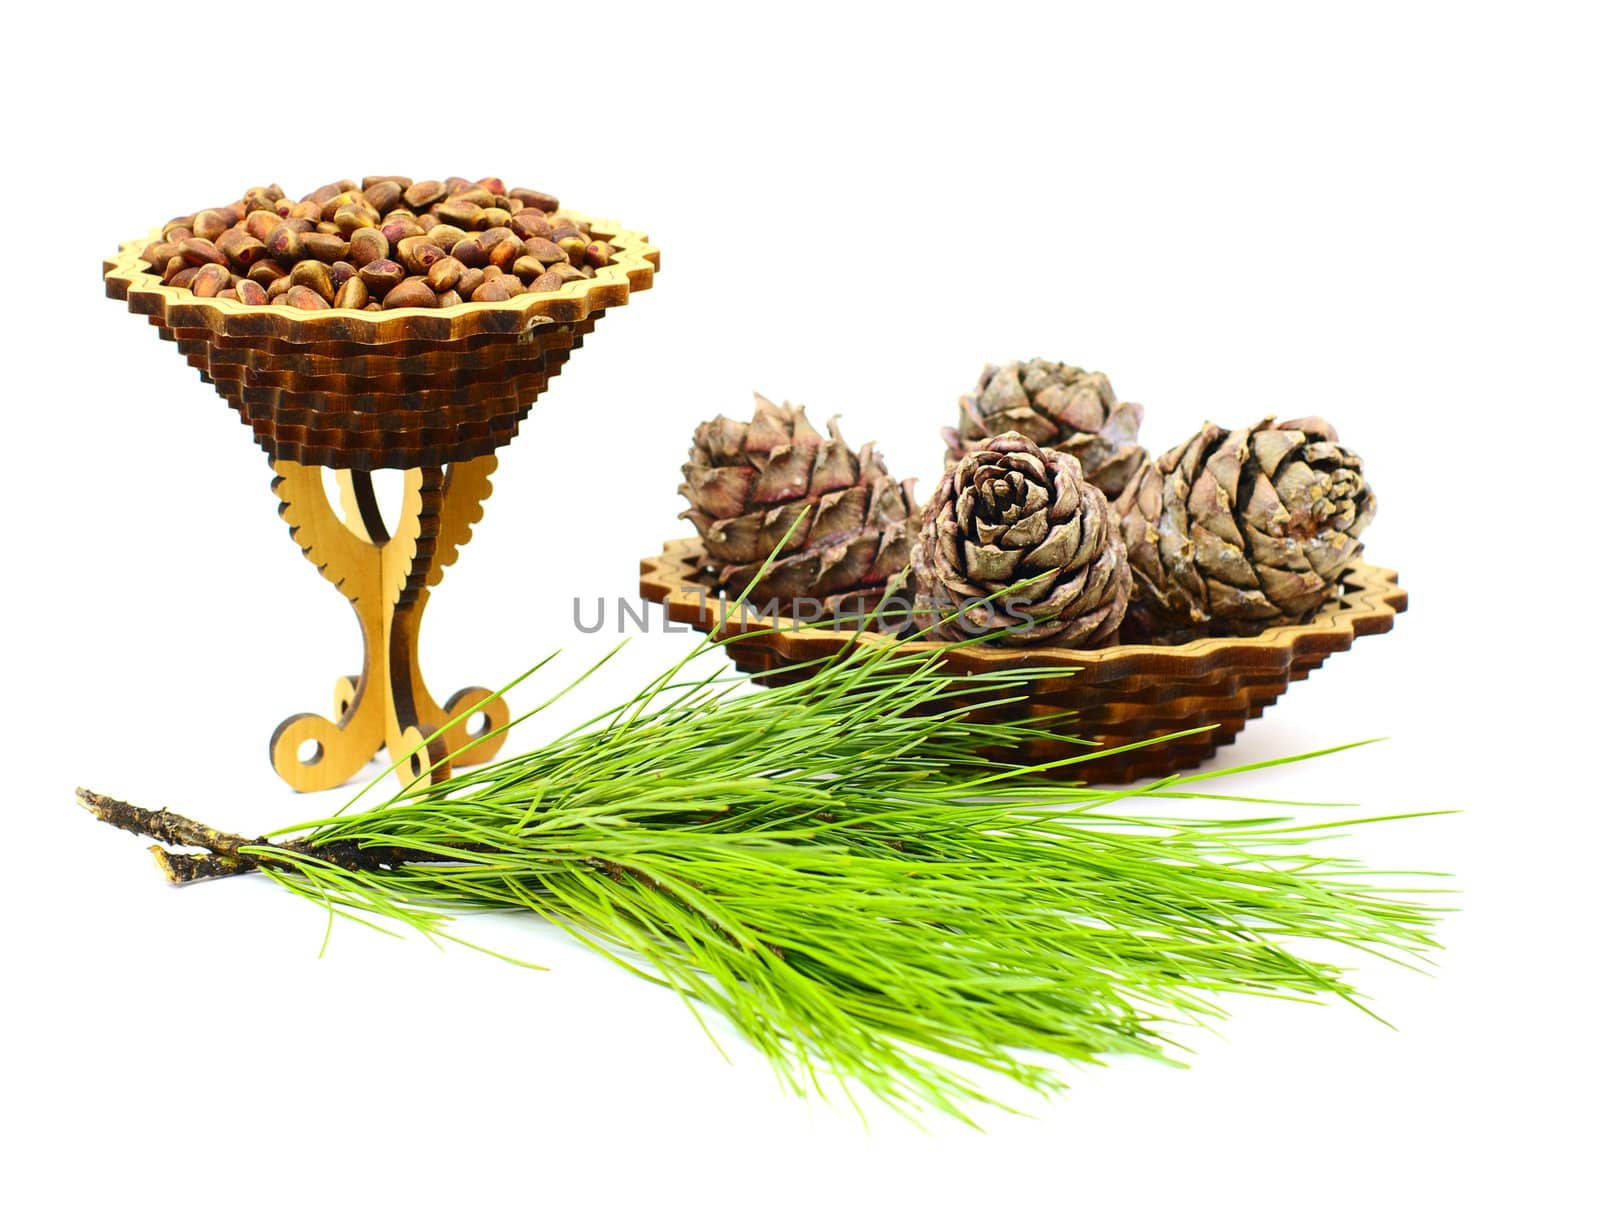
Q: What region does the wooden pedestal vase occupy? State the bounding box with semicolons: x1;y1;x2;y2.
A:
105;211;658;790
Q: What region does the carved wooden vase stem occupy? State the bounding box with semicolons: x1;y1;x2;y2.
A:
268;455;508;792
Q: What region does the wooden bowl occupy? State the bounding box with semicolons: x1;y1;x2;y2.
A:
103;212;657;470
640;537;1408;784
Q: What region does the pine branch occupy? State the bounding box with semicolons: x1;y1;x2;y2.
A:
73;633;1450;1120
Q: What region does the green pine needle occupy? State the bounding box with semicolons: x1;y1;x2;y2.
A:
225;629;1448;1122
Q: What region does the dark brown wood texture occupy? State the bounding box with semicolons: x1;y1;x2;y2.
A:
640;537;1407;784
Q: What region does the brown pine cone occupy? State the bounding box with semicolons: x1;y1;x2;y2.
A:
911;432;1130;647
942;360;1147;498
1117;417;1377;639
678;395;918;617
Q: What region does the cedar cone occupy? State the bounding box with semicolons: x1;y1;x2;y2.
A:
679;395;918;617
911;432;1130;647
943;360;1147;497
1116;417;1377;639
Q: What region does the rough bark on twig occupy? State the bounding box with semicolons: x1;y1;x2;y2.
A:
75;788;453;885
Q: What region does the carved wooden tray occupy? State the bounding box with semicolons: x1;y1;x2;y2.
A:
640;537;1408;784
103;212;657;470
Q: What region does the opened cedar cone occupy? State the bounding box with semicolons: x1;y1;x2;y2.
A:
1116;417;1377;640
943;360;1147;498
678;395;919;617
911;431;1130;647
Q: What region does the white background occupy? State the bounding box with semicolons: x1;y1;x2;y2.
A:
2;2;1595;1216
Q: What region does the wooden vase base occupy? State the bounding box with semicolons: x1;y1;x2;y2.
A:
267;456;509;793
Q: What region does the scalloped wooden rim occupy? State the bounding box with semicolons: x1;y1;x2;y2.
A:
639;536;1407;681
104;210;657;345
